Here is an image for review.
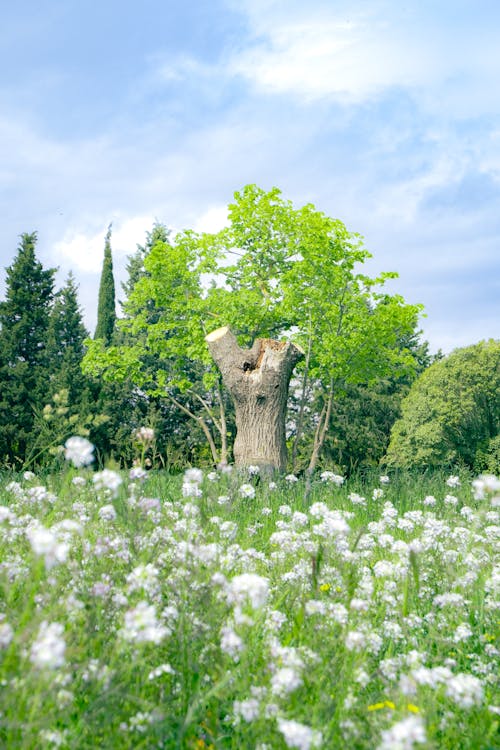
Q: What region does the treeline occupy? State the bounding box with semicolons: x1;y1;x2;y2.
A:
1;187;437;472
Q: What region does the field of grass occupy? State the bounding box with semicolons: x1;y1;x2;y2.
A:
0;456;499;749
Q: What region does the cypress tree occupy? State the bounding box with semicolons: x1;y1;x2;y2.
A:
94;225;116;344
0;232;55;465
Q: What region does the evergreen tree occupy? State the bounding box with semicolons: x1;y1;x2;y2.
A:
0;232;55;465
94;225;116;344
46;272;89;403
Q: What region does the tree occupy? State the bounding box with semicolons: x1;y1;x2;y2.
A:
94;225;116;344
46;272;90;403
0;233;55;465
385;340;500;470
84;185;424;474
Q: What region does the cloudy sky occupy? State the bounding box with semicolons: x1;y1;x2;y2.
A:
1;0;499;353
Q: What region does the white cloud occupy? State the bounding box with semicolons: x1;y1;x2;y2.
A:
193;205;228;234
52;215;154;273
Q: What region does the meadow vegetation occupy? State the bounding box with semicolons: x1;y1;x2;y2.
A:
0;443;498;749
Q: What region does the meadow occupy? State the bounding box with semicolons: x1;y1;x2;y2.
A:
0;445;499;749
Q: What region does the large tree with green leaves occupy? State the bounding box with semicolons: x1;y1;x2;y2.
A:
94;225;116;344
0;233;55;465
385;340;500;470
84;185;424;473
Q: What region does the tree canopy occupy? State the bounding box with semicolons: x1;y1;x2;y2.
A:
84;185;425;471
385;340;500;471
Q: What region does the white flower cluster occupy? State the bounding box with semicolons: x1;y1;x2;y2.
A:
30;621;66;670
120;602;168;645
93;469;123;498
377;716;426;750
182;468;203;498
320;471;345;486
277;718;322;750
64;436;94;468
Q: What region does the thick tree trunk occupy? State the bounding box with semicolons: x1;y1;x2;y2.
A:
206;327;304;473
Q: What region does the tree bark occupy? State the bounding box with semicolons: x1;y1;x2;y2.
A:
206;326;304;473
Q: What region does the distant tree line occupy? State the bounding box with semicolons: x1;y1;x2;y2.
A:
1;186;497;473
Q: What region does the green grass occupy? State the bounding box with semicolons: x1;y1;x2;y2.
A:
0;466;498;749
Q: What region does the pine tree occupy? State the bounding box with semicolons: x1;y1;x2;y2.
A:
94;225;116;344
0;232;55;465
46;272;89;403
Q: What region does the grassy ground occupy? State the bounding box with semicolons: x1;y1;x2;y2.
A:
0;463;499;749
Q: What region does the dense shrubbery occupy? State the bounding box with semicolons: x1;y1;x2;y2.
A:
0;449;498;748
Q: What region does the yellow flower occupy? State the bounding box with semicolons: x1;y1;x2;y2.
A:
407;704;420;714
319;583;331;592
384;700;396;710
368;702;386;711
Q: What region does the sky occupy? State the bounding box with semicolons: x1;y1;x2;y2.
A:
1;0;499;353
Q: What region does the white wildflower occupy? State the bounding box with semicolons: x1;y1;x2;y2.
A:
379;475;390;484
120;602;168;644
271;667;302;696
277;718;322;750
93;469;122;497
446;475;461;488
64;436;94;468
320;471;345;485
239;483;256;499
227;574;270;609
373;488;384;500
233;697;260;722
220;625;244;660
285;474;298;483
0;621;14;648
377;715;426;750
135;426;155;442
26;525;69;570
30;621;66;669
98;504;117;522
446;673;484;708
247;465;260;476
184;468;203;484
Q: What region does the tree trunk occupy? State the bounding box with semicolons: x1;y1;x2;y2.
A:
206;326;304;473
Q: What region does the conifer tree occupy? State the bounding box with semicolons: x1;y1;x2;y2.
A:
46;272;89;403
0;232;55;465
94;225;116;344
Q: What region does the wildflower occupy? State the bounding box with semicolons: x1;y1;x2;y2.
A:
93;469;122;497
71;476;86;487
380;475;390;484
247;465;260;476
26;525;69;570
220;625;244;660
64;436;94;468
182;481;202;498
423;495;436;506
23;470;36;481
446;475;460;488
129;466;148;481
135;426;155;443
348;492;366;506
446;673;484;708
271;667;302;696
454;623;473;642
239;483;256;499
373;488;384;500
148;663;175;680
0;620;14;648
268;481;278;490
207;471;219;481
227;574;270;609
285;473;298;483
98;504;117;522
120;602;168;644
320;471;345;485
184;468;203;484
277;718;322;750
30;621;66;669
377;715;426;750
233;697;260;723
472;474;500;499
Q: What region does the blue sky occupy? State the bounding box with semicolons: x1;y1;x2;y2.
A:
1;0;499;352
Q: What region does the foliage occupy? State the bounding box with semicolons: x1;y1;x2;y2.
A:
84;185;425;471
0;233;55;465
385;340;500;470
